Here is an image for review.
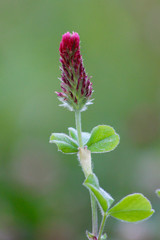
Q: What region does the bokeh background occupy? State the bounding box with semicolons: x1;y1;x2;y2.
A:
0;0;160;239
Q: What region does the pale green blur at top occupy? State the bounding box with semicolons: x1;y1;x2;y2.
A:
0;0;160;240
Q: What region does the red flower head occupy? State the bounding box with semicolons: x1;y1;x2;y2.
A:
56;32;93;111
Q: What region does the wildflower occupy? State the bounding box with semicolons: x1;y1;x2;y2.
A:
56;32;93;111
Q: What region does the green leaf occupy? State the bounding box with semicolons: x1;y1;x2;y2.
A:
50;133;78;154
108;193;154;222
68;127;78;142
156;189;160;198
86;125;120;153
82;132;91;145
68;127;91;145
83;174;114;212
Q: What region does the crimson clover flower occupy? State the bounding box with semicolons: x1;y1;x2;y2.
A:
56;32;93;111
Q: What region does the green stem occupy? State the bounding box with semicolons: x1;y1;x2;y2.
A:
75;110;83;148
75;110;98;237
90;193;98;236
98;213;107;240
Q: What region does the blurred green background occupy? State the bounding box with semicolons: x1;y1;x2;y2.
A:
0;0;160;239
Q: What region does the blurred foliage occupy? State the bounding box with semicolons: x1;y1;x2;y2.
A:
0;0;160;239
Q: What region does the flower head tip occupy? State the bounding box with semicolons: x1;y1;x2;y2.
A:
56;32;93;111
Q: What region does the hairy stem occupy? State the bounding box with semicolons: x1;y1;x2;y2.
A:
98;213;107;240
90;193;98;236
75;110;98;237
75;110;83;148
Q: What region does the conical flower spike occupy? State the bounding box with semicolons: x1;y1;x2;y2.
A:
56;32;93;111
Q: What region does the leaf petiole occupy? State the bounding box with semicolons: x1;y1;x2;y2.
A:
98;213;108;240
